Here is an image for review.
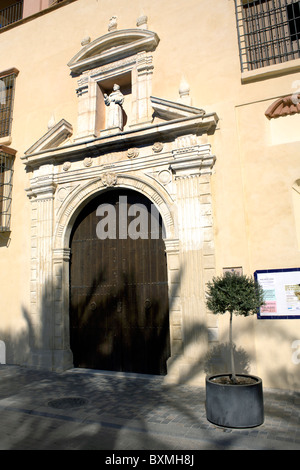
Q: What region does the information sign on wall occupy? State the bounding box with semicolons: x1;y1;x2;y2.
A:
254;268;300;319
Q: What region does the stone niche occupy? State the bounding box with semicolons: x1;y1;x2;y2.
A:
22;17;220;384
68;24;160;140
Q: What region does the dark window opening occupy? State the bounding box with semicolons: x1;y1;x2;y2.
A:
287;1;300;41
0;148;15;232
0;1;23;29
0;69;18;138
235;0;300;71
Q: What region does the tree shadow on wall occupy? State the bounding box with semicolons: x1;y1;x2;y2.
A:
7;265;227;450
70;266;176;377
203;342;251;376
1;261;299;449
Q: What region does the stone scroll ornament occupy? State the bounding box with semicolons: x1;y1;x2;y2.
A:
265;94;300;119
104;84;125;130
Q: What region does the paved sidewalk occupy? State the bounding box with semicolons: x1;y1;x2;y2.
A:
0;365;299;451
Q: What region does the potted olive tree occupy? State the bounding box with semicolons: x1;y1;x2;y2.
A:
205;271;265;428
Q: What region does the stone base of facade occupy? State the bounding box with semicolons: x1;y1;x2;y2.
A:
165;354;207;386
24;348;73;372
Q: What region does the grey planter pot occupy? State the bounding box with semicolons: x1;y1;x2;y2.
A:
206;374;264;428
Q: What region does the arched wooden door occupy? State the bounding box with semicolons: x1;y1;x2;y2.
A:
69;189;170;375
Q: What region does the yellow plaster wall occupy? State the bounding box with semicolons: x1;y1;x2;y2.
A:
0;0;299;389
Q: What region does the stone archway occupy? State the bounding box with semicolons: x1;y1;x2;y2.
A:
48;173;181;372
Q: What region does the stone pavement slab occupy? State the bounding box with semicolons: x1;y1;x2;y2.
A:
0;365;299;451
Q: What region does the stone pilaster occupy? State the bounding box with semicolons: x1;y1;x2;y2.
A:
132;51;154;126
167;138;216;382
164;238;182;356
25;169;58;369
52;247;73;370
75;75;101;141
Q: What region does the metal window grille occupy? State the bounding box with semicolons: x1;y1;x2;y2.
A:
0;71;18;138
235;0;300;71
0;1;23;29
0;149;15;232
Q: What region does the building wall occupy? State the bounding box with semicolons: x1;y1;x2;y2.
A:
0;0;299;390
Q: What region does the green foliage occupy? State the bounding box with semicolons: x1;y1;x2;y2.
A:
206;271;265;317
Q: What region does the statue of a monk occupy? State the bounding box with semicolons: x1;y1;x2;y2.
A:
104;84;125;130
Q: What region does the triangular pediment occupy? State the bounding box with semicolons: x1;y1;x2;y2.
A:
25;119;73;155
150;96;205;121
68;29;160;74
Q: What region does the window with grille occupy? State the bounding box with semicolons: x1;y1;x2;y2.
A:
0;69;18;139
0;146;15;232
0;1;23;29
235;0;300;72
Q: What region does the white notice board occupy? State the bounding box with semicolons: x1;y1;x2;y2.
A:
254;268;300;319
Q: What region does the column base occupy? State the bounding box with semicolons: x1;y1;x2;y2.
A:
24;348;73;372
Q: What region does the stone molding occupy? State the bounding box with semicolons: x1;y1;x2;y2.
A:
22;113;218;168
170;142;216;178
53;171;177;248
68;29;160;75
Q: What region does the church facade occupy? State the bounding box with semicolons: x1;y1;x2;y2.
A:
1;0;300;391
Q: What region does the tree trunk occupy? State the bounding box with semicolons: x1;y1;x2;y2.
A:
229;311;237;384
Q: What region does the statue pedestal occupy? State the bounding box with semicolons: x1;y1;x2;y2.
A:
100;126;122;137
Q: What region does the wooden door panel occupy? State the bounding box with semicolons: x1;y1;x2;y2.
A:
70;189;170;374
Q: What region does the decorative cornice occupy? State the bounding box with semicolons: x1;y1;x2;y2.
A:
0;68;19;79
265;94;300;119
26;180;57;200
170;143;216;177
22;113;219;168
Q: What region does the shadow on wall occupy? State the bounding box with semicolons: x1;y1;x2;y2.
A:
0;326;29;365
204;342;251;376
69;266;172;375
0;232;11;248
0;263;298;390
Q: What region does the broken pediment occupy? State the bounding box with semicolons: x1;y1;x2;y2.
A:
68;29;160;75
150;96;205;121
25;119;73;155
